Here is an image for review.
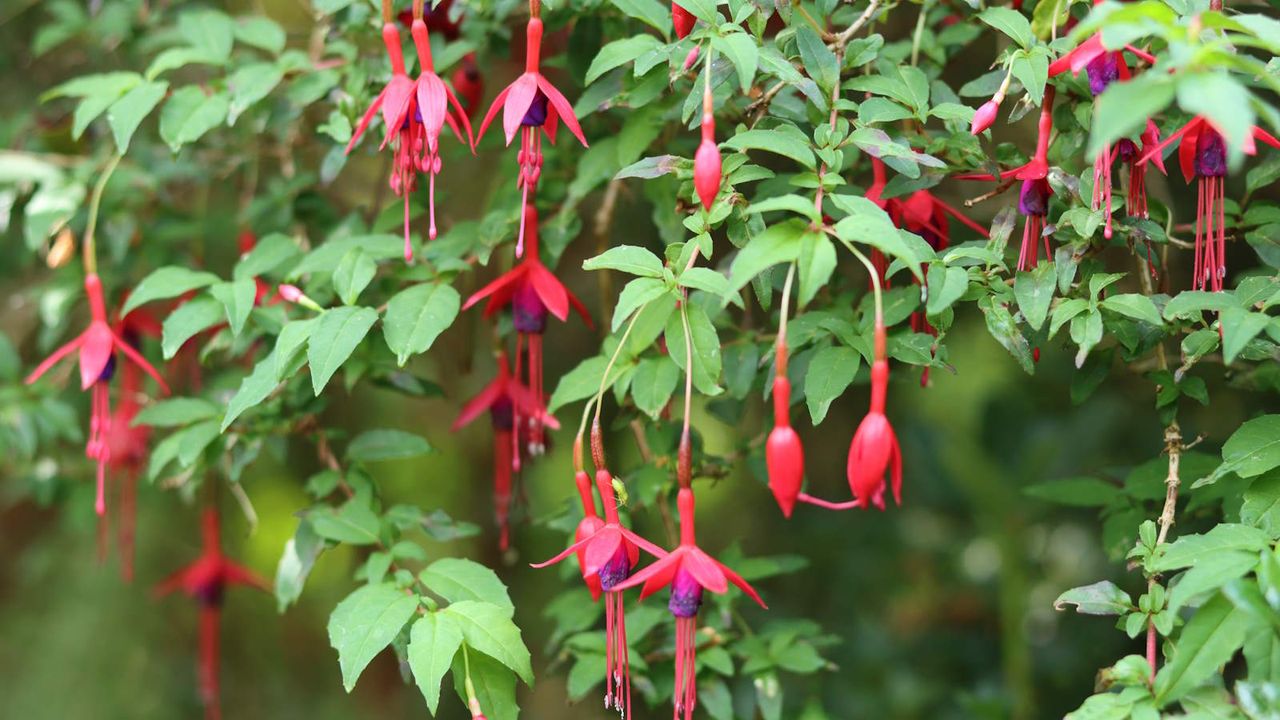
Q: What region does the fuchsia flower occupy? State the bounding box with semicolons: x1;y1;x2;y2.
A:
958;86;1057;271
672;2;696;38
462;206;591;454
100;358;151;581
1048;35;1156;240
847;323;902;510
155;509;268;720
615;488;766;720
25;273;170;516
1139;117;1280;291
452;351;559;549
693;77;721;211
572;469;606;601
477;10;589;256
532;469;667;716
345;21;422;261
765;374;804;518
408;15;475;243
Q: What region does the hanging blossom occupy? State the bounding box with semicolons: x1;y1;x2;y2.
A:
532;466;666;716
847;319;903;510
615;488;766;720
452;350;559;549
409;4;475;244
345;12;421;260
25;273;170;516
462;206;591;455
155;508;268;720
1048;34;1156;240
959;86;1058;271
477;0;589;256
692;56;721;212
1139;117;1280;291
571;466;605;601
766;368;804;518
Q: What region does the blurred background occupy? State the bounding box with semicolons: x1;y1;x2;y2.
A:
1;0;1271;719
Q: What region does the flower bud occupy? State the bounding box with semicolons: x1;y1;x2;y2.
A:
277;284;303;302
970;98;1000;135
693;137;721;211
673;2;696;39
766;377;804;517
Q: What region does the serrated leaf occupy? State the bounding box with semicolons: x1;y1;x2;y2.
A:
327;583;420;692
420;558;514;613
583;245;665;277
408;612;464;715
631;355;680;419
442;601;533;685
308;307;379;395
804;346;859;424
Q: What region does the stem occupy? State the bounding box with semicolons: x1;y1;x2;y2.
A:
677;299;694;490
833;234;884;326
529;0;540;18
910;0;930;67
462;645;483;717
381;0;392;24
83;153;123;277
777;263;797;375
412;0;423;20
590;307;645;467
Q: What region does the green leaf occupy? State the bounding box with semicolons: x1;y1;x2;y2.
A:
452;649;518;720
726;220;806;296
311;500;383;545
1221;307;1271;364
274;519;323;613
746;194;821;223
547;355;609;414
408;612;464;715
678;0;721;23
1053;581;1133;616
795;25;838;93
609;0;670;33
582;244;665;277
1025;476;1122;506
420;558;514;614
161;297;224;359
980;298;1035;374
273;318;318;379
158;86;230;152
1155;593;1251;704
925;265;968;316
1241;472;1280;535
221;353;281;430
585;35;663;85
612;277;669;333
1214;415;1280;482
1177;71;1255;156
796;231;836;308
1100;293;1164;327
631;356;680;418
235;16;286;54
210;279;257;336
1014;263;1055;331
145;47;225;81
679;267;730;298
712;32;759;93
179;9;236;61
347;429;433;462
132;397;220;428
1167;550;1258;614
1163;290;1239;320
308;307;379;395
832;197;929;282
228;61;284;124
1154;524;1270;572
722;129;817;169
1010;51;1049;105
804;346;859;425
1090;73;1175;157
289;235;403;277
234;233;301;280
106;80;168;152
333;248;377;306
442;601;533;685
327;583;421;692
978;7;1033;48
382;283;461;366
665;303;722;394
124;266;222;315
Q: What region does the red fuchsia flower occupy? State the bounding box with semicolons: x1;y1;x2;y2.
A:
155;508;268;720
614;488;766;720
1048;37;1156;240
462;206;591;454
452;350;559;550
100;362;150;580
572;468;605;600
25;274;169;516
476;8;589;256
847;322;903;510
1120;120;1165;222
345;20;422;261
765;373;804;518
532;468;667;716
409;14;475;243
1138;117;1280;291
958;86;1058;271
452;53;484;121
672;2;696;38
693;79;721;211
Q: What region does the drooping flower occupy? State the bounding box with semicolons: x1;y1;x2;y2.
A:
25;273;169;516
971;97;1001;135
614;488;766;720
1139;117;1280;291
345;20;421;261
1048;37;1156;240
409;14;475;243
958;86;1057;271
462;206;591;454
532;469;666;716
100;354;152;580
847;322;902;510
765;374;804;518
452;350;559;549
692;62;721;211
476;10;589;256
572;469;605;601
451;52;484;121
672;2;696;38
155;508;268;720
1119;120;1165;222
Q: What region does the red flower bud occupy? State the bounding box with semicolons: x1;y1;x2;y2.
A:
673;2;696;38
766;377;804;518
846;359;902;510
277;284;304;303
970;98;1000;135
693;129;721;211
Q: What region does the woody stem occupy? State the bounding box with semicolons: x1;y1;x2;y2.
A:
83;152;123;277
529;0;540;18
412;0;423;20
381;0;392;24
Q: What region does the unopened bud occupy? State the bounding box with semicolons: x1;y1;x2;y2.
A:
693;138;721;211
970;98;1001;135
278;284;322;311
47;228;76;269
